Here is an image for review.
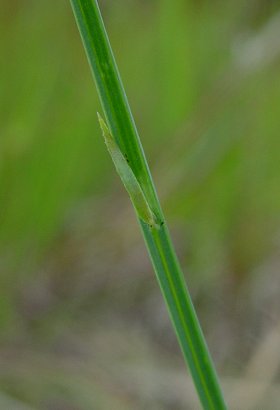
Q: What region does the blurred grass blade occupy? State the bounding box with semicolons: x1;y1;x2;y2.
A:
0;392;36;410
69;1;227;408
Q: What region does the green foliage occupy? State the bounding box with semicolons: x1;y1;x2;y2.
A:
1;0;280;408
70;1;227;408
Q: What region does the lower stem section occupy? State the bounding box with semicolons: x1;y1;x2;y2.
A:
141;221;227;410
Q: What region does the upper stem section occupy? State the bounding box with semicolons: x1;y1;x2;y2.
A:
70;0;162;220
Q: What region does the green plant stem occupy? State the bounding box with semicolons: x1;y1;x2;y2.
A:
69;1;227;408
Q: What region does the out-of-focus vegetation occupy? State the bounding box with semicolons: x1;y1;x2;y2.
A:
1;0;280;408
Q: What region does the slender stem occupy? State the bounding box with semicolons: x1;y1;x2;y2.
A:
69;1;227;408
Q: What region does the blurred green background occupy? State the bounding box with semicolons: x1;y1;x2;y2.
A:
1;0;280;409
